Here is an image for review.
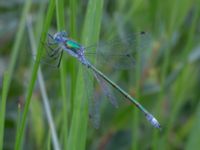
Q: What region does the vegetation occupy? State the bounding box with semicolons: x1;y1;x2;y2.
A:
0;0;200;149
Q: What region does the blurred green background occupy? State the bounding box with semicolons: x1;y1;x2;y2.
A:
0;0;200;150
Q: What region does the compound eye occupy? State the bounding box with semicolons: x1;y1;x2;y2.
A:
53;33;61;42
61;31;68;37
55;36;60;41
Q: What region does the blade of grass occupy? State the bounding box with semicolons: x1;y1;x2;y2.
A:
56;0;65;30
67;0;104;150
0;72;9;150
14;0;55;149
55;0;69;149
69;0;77;37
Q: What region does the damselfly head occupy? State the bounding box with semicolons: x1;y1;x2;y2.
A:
53;31;68;42
60;31;68;37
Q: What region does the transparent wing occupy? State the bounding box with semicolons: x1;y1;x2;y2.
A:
85;32;150;70
83;69;102;129
93;72;119;108
84;67;119;129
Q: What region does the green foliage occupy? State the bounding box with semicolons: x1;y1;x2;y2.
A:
0;0;200;149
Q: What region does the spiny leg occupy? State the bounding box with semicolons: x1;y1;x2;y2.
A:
45;49;63;68
56;50;63;68
44;42;61;58
40;44;63;68
40;40;58;57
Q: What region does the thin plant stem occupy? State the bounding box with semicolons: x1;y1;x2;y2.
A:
0;72;9;150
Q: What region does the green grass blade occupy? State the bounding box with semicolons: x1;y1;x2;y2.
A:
55;0;69;149
0;72;9;150
14;0;55;149
67;0;104;150
69;0;77;37
56;0;65;30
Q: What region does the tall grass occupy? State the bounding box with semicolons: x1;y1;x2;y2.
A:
1;0;200;149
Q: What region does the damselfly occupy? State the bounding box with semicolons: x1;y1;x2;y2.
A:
44;31;161;129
